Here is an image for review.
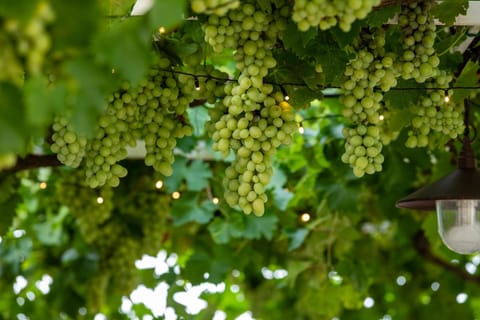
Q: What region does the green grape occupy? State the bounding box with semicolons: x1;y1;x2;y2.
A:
51;117;87;168
191;0;240;15
141;60;194;176
398;0;439;83
340;28;397;177
292;0;381;32
406;71;464;148
83;89;139;188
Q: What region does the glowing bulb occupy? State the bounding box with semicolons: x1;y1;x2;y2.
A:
444;93;450;103
96;197;104;204
159;26;166;34
437;199;480;254
155;180;164;189
298;126;305;134
379;114;385;121
212;197;219;204
172;191;181;200
300;212;311;222
284;95;290;101
39;182;47;189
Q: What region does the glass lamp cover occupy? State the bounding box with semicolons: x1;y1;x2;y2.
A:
436;199;480;254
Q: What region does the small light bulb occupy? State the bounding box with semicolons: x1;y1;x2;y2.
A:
155;180;164;189
300;212;311;222
39;182;47;189
379;114;385;121
443;91;450;103
172;191;181;200
284;95;290;101
298;126;305;134
96;197;104;204
159;26;166;34
111;68;116;74
212;197;219;204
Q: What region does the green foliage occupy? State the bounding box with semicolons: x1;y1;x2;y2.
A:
0;1;478;319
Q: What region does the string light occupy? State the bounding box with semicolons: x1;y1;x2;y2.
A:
212;197;220;204
96;196;104;204
284;95;290;101
300;212;311;222
172;191;181;200
444;91;450;103
39;182;47;190
379;114;385;121
159;26;166;34
298;126;305;134
155;180;164;189
194;77;201;91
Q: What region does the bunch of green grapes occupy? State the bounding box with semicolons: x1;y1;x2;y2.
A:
405;71;464;148
292;0;381;32
398;0;439;83
141;58;194;176
212;89;297;215
56;170;113;244
2;1;54;75
51;117;87;168
191;0;240;16
83;86;138;188
205;1;295;215
340;29;397;177
105;237;141;294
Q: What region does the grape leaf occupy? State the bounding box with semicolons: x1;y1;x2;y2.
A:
24;76;65;130
283;21;318;57
171;194;215;226
452;60;480;104
184;160;212;192
284;228;309;251
243;213;278;241
148;0;185;30
187;106;210;137
208;214;245;244
66;58;118;136
431;0;469;26
0;83;28;154
164;157;188;191
365;5;400;27
93;19;152;85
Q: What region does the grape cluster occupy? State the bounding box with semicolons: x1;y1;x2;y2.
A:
83;87;138;188
51;117;87;168
56;170;113;244
406;71;464;148
191;0;240;16
398;0;439;82
340;29;396;177
204;1;296;215
1;1;54;76
141;59;194;176
292;0;381;32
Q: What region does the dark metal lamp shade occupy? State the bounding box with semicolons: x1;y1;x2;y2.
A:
396;168;480;210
